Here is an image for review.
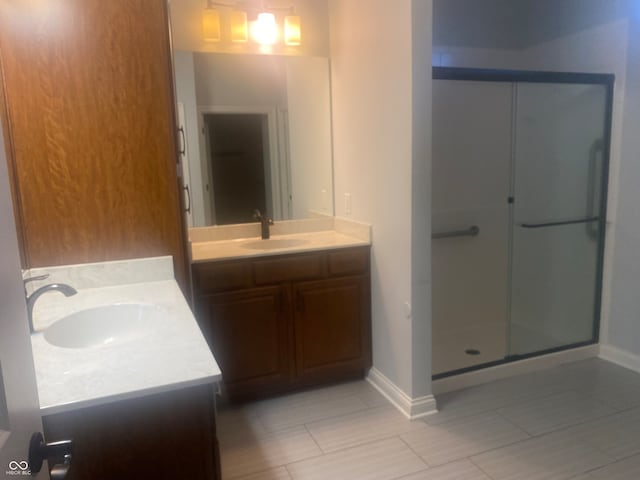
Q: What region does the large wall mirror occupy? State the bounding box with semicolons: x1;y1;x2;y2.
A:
169;0;334;227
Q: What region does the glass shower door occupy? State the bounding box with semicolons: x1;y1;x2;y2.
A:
509;82;608;356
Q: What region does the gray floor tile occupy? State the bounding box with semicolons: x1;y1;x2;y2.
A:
232;467;293;480
252;390;369;432
401;412;529;466
565;406;640;460
218;405;272;445
216;361;640;480
221;425;322;479
306;405;427;452
429;372;567;425
286;437;427;480
583;453;640;479
470;429;612;480
497;390;616;436
398;459;492;479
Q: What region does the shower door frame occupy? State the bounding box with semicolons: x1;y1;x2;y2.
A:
431;67;614;380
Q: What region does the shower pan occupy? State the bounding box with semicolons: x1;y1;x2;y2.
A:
431;68;613;377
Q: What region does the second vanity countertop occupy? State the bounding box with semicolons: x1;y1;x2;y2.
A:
28;257;221;416
190;217;372;263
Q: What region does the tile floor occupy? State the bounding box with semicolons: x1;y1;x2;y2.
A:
217;358;640;479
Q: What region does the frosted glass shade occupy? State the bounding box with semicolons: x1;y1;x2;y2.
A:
230;10;248;43
284;15;301;46
253;12;277;45
202;8;221;42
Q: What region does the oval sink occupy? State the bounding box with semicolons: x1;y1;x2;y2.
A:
242;238;308;250
43;304;168;349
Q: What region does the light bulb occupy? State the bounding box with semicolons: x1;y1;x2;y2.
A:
252;12;277;45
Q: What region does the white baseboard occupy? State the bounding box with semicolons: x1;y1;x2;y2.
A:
599;344;640;373
366;368;437;420
432;344;599;395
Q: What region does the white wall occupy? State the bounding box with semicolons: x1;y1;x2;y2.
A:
607;10;640;356
329;0;432;402
410;0;434;398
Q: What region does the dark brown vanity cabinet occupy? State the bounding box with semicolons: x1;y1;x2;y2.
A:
193;246;372;400
42;385;221;480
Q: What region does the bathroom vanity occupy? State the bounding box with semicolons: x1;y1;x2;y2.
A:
42;385;219;480
190;218;372;401
27;257;222;480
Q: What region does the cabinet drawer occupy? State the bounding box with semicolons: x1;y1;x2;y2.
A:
328;248;370;276
193;261;251;292
253;254;324;285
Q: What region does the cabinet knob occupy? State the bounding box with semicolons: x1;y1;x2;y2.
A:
28;432;73;477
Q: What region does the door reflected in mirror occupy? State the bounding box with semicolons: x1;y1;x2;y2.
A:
173;50;334;227
204;112;269;225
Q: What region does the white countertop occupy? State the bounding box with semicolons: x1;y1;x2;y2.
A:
28;259;221;416
189;217;372;263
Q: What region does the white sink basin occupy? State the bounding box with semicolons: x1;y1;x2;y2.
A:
242;238;308;250
43;304;168;349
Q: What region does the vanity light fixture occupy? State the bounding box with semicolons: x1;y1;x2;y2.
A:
201;1;300;46
202;0;221;42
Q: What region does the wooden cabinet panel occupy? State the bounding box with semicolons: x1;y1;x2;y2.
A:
198;286;291;397
253;253;324;285
193;260;252;293
294;276;371;379
0;0;187;288
42;385;220;480
192;247;372;400
328;248;369;276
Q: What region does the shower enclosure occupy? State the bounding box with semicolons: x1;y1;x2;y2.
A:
431;68;612;377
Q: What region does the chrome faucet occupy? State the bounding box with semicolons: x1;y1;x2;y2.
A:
25;275;77;333
253;209;274;239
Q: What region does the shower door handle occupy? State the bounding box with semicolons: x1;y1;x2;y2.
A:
587;138;605;239
432;225;480;239
520;217;599;229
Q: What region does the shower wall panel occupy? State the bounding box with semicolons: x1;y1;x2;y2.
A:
431;80;512;374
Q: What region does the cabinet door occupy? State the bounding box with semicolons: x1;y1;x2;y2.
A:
293;276;371;381
42;385;219;480
197;286;291;398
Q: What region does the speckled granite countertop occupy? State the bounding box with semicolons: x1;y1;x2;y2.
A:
27;256;221;416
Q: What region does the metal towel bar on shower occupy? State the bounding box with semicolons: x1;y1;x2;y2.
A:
520;217;599;229
432;225;480;240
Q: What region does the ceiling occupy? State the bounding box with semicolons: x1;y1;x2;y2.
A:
433;0;632;50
